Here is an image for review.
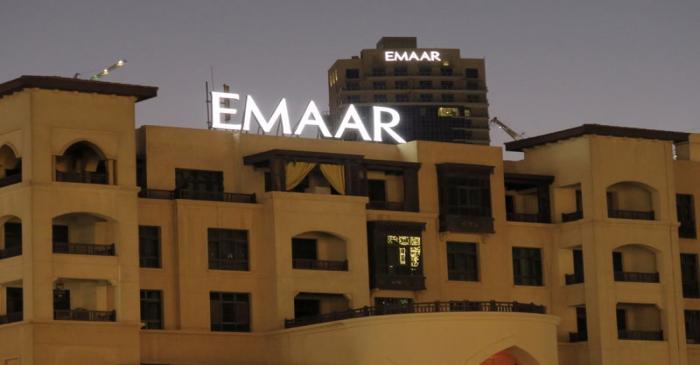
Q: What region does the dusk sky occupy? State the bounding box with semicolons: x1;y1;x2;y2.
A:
1;0;698;148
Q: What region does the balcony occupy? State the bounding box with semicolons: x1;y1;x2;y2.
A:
292;259;348;271
55;171;108;184
569;331;588;342
54;309;116;322
565;272;585;285
0;174;21;188
53;242;115;256
0;245;21;259
618;330;663;341
608;209;655;220
138;188;256;204
375;273;426;291
614;271;659;283
562;211;583;222
0;312;22;325
284;300;546;328
208;258;249;271
507;213;540;223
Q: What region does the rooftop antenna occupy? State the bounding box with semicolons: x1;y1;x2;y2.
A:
79;59;127;81
490;117;525;141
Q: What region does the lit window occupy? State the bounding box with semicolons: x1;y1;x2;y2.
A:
437;107;459;118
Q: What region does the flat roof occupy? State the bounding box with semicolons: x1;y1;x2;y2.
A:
505;123;689;152
0;75;158;102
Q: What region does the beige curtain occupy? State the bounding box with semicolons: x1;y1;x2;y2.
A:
285;161;316;191
320;164;345;195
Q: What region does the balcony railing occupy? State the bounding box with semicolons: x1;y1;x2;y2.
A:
366;201;405;211
618;330;663;341
0;245;21;259
507;212;547;223
53;242;115;256
608;209;655;220
0;312;22;325
208;258;249;271
55;171;108;184
614;271;659;283
138;189;256;204
0;174;21;188
54;309;116;322
565;272;585;285
284;300;546;328
439;214;494;234
683;281;700;298
562;211;583;222
292;259;348;271
375;273;426;291
569;331;588;342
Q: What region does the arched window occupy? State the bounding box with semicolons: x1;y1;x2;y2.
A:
0;144;21;187
51;213;116;256
612;244;659;283
607;182;656;220
55;141;109;184
291;231;348;271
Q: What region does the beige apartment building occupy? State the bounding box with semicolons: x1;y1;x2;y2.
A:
0;76;699;365
328;37;490;144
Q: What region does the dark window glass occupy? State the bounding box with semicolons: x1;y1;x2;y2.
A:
140;290;163;329
573;249;584;277
53;288;70;311
466;81;480;90
373;81;386;89
52;225;69;243
445;176;491;217
210;292;250;332
136;156;146;190
419;94;433;102
208;229;249;271
375;297;413;307
613;251;623;272
396;94;410;102
372;67;386;76
575;190;583;212
512;247;543;286
374;95;388;102
576;307;588;335
505;195;515;216
466;95;481;103
685;310;700;343
441;94;455;102
393;67;408;76
368;179;387;202
294;298;320;318
419;66;432;76
345;81;359;90
6;287;22;314
345;69;359;79
4;222;21;250
139;226;161;268
292;238;317;260
384;233;423;276
440;81;454;89
347;95;361;103
440;67;453;76
175;169;223;193
616;308;627;330
465;68;479;78
395;80;409;89
447;242;478;281
682;253;699;298
677;194;696;238
419;80;432;89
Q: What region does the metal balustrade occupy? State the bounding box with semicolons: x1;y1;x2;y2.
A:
53;242;115;256
608;209;655;220
54;309;116;322
614;271;659;283
138;189;256;204
56;171;108;184
618;330;663;341
292;259;348;271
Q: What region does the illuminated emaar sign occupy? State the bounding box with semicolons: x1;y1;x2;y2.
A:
384;50;441;62
211;92;406;143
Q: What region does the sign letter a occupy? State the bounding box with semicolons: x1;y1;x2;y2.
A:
294;101;332;137
334;105;372;141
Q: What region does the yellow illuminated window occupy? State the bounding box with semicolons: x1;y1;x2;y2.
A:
438;107;459;118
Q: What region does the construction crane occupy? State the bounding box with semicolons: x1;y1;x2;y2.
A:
490;117;525;141
73;59;127;80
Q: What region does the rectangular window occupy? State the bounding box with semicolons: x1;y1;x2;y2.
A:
396;94;410;102
395;80;409;89
140;290;163;329
446;176;491;217
210;292;250;332
292;238;317;260
393;66;408;76
466;81;480;90
419;66;432;76
616;308;627;331
347;95;361;103
52;225;69;243
385;234;423;275
419;94;433;102
613;251;623;272
345;81;359;90
576;307;588;335
440;67;453;76
447;242;478;281
6;287;22;314
345;69;359;79
373;81;386;89
294;298;320;318
368;179;387;202
139;226;161;268
437;107;459;118
175;169;223;193
374;95;388;102
465;68;479;78
441;94;455;102
686;310;700;343
575;190;583;212
513;247;543;286
419;80;432;89
372;67;386;76
208;228;249;271
677;194;696;238
466;95;481;103
4;222;21;250
682;253;699;298
440;81;454;89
